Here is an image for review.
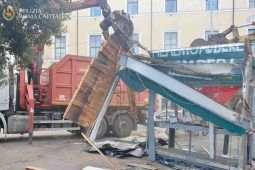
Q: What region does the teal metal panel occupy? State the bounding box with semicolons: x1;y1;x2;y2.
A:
118;69;246;136
150;43;246;87
151;43;246;63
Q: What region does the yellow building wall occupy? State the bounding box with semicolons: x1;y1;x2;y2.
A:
43;0;255;68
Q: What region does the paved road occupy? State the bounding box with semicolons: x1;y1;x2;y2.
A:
0;131;167;170
0;126;240;170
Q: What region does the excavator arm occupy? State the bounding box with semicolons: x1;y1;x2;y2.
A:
66;0;106;11
65;0;133;50
191;22;255;47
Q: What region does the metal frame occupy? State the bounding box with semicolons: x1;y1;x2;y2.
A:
120;40;255;170
120;55;250;130
147;91;242;169
147;90;156;161
154;122;240;136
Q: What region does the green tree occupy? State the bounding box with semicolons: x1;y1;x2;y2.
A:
0;0;69;83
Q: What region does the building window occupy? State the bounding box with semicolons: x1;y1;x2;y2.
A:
205;30;219;41
89;35;101;58
164;32;178;50
90;7;101;17
206;0;218;11
165;0;177;13
250;0;255;8
132;33;139;54
127;0;138;15
55;36;66;60
248;29;255;52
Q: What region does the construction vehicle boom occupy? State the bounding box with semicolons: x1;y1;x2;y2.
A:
191;22;255;47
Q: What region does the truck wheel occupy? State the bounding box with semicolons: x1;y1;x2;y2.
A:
96;118;108;139
112;114;133;137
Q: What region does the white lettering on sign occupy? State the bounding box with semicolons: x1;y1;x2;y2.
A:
59;95;66;101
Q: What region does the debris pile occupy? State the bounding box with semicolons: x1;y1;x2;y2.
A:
85;137;146;158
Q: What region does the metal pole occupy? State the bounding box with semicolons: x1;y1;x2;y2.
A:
238;136;244;169
232;0;235;26
169;104;177;148
188;130;192;153
210;0;213;33
247;134;253;165
76;10;79;56
223;4;235;156
147;90;156;161
223;135;230;155
150;0;153;50
89;76;119;141
168;129;175;148
242;39;254;165
209;122;215;159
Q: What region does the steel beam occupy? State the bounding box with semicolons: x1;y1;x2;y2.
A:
147;90;156;161
168;128;175;148
89;76;119;142
209;123;216;159
223;135;230;155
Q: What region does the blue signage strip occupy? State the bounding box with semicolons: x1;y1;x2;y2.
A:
150;43;246;64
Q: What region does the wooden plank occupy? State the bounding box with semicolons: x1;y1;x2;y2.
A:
25;166;44;170
64;34;124;129
127;163;158;170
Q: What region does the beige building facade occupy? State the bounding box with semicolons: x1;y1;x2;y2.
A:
43;0;255;67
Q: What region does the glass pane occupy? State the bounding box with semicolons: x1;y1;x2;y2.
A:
170;33;177;43
90;35;101;47
55;42;60;48
164;33;170;50
165;0;177;13
61;40;66;47
128;0;138;14
95;36;102;46
90;7;101;16
61;49;66;54
250;0;255;8
55;49;60;59
206;0;218;11
55;38;60;44
90;35;101;57
164;32;177;50
90;36;95;47
96;47;100;55
55;36;66;59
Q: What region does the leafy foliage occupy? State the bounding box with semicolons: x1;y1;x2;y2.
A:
0;0;69;80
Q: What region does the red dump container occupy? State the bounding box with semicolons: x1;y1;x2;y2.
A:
48;55;148;107
48;55;91;105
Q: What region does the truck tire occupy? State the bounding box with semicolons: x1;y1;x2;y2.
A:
96;118;108;139
112;114;133;137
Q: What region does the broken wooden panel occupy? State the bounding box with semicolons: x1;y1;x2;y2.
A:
63;34;124;128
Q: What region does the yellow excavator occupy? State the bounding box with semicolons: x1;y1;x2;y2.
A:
190;22;255;47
